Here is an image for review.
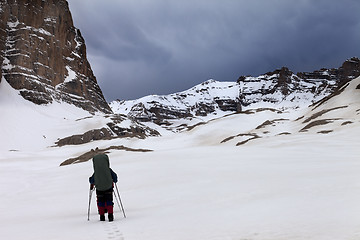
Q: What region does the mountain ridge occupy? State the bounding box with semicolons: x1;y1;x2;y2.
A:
110;57;360;132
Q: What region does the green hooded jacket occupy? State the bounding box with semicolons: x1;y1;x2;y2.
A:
89;153;117;191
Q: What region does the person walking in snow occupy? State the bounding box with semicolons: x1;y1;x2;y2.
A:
89;153;118;222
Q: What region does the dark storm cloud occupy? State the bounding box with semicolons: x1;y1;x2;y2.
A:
70;2;171;63
67;0;360;101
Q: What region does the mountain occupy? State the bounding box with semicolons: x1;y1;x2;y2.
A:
110;80;242;132
0;0;111;114
110;57;360;132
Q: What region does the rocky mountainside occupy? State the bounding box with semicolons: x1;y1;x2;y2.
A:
219;74;360;147
238;57;360;108
0;0;111;113
110;58;360;130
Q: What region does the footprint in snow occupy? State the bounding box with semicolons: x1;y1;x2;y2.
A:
103;221;124;240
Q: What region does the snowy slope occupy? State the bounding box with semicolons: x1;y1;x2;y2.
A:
181;76;360;147
110;69;339;133
0;77;92;151
0;77;156;152
0;77;360;239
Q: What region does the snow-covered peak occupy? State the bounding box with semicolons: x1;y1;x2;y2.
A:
109;68;339;133
110;79;241;129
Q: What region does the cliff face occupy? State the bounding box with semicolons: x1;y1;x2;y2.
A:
0;0;111;113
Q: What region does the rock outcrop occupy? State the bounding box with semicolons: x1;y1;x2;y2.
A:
0;0;111;113
296;57;360;87
54;114;160;147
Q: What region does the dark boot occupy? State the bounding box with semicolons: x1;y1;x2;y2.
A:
108;213;114;222
100;215;105;221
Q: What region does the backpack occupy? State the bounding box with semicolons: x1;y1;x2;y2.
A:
92;153;113;191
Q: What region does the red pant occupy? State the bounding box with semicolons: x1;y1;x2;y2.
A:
97;202;113;215
96;188;114;215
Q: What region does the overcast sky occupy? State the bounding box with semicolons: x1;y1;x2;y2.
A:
67;0;360;102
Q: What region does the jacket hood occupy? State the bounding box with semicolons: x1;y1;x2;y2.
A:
93;153;110;169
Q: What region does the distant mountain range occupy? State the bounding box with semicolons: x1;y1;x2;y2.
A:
110;57;360;131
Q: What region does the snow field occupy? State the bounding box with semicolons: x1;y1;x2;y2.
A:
1;133;360;240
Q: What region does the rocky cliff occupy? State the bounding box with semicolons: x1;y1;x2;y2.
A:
0;0;111;113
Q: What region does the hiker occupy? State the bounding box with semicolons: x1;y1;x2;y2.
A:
89;153;118;222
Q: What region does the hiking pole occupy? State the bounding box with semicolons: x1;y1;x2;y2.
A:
115;183;126;218
113;190;122;214
87;188;95;221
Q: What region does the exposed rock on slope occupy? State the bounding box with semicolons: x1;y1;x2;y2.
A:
238;58;360;108
60;145;153;166
55;114;160;147
0;0;111;113
220;76;360;146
